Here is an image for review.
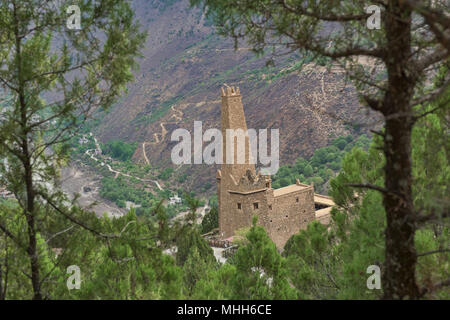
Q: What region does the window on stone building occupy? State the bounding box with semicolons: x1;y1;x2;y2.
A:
296;197;299;202
237;203;242;210
253;202;259;209
268;204;272;210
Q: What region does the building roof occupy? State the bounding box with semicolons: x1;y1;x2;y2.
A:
314;194;335;206
273;184;309;197
315;207;332;225
316;207;332;218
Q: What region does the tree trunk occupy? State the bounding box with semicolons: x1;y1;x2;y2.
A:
21;91;41;300
25;170;41;300
13;1;42;299
383;119;419;299
382;1;419;299
22;104;41;300
0;234;9;300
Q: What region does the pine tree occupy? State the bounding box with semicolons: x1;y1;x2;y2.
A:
283;96;449;299
0;1;146;298
231;217;298;300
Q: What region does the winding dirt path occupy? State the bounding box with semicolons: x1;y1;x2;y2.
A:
140;99;221;164
142;142;150;165
170;105;183;122
86;134;163;191
140;103;184;165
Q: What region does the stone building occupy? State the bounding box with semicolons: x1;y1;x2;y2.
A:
217;86;333;248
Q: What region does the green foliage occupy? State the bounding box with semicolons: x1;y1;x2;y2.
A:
208;195;218;207
284;221;341;299
190;263;236;299
281;138;384;298
177;173;188;183
414;228;450;300
102;140;138;162
282;134;388;299
272;135;370;193
63;210;184;300
230;219;298;299
100;176;154;209
183;247;217;295
158;168;174;180
176;226;215;267
0;204;184;299
0;0;146;299
201;205;218;234
283;105;449;299
173;194;215;267
411;105;449;221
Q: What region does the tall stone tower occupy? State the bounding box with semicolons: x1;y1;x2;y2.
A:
219;86;255;181
216;86;327;249
217;86;270;238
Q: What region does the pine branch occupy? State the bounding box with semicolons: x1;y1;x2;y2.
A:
346;183;389;194
0;221;25;250
417;248;450;257
419;278;450;298
279;0;371;22
37;192;120;239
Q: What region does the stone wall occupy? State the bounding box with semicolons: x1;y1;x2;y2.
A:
219;186;269;238
269;187;315;247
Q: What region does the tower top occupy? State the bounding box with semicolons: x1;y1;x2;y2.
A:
219;86;255;186
221;86;241;97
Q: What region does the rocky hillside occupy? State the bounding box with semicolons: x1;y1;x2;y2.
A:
94;0;378;194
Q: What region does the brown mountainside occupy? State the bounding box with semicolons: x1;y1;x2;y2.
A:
95;0;376;194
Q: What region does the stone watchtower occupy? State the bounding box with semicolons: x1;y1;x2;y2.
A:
218;86;255;185
217;86;330;249
217;86;271;239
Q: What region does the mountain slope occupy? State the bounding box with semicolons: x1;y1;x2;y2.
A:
94;0;379;194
